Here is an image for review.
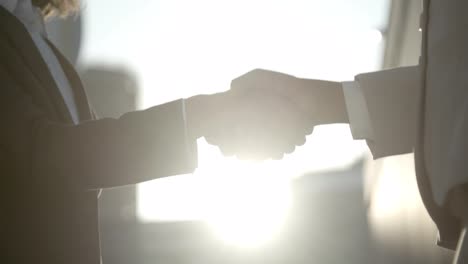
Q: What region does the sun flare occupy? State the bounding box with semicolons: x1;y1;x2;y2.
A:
138;140;293;247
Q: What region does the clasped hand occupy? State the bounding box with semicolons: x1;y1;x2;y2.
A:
185;69;345;160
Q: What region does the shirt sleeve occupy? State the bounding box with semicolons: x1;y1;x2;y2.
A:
342;66;421;159
342;81;375;140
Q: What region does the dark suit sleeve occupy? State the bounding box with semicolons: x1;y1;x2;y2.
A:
0;66;198;190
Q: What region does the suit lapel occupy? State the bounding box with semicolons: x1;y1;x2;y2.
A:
45;39;93;121
0;6;74;123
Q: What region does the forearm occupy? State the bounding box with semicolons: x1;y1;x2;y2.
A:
34;99;197;190
184;94;216;141
293;78;349;125
306;79;348;124
293;66;421;159
347;66;421;158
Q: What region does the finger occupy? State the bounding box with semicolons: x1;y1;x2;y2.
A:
229;94;298;158
271;152;285;160
266;97;311;148
294;135;307;147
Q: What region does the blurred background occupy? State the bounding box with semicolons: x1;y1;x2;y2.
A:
46;0;454;263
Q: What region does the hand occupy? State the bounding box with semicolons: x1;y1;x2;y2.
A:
185;69;348;160
231;69;348;126
217;92;314;159
186;93;309;160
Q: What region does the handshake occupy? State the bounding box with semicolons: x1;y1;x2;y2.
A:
185;69;348;160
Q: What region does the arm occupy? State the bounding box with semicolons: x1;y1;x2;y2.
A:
292;78;349;125
0;65;199;191
298;66;421;158
232;67;421;159
348;66;421;158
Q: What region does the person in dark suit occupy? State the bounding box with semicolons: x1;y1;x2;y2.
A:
0;1;312;263
232;1;468;262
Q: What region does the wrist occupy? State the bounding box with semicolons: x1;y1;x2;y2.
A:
185;94;224;140
299;79;349;125
318;80;349;124
185;95;207;140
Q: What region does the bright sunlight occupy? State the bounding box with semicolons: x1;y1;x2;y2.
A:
81;0;389;248
138;140;293;248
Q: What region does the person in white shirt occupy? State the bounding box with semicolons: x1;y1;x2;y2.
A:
232;3;468;257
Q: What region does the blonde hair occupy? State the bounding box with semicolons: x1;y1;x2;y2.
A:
32;0;80;18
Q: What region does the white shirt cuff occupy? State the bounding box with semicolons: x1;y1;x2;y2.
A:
342;81;375;141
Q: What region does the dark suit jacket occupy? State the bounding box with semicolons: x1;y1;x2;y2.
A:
416;0;468;250
0;7;197;264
